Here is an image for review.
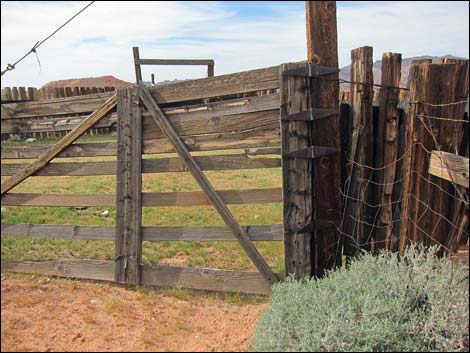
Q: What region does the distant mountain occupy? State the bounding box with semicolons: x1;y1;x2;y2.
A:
339;55;466;89
42;75;132;89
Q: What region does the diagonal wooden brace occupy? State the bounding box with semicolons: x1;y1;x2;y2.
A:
138;86;279;285
1;93;117;196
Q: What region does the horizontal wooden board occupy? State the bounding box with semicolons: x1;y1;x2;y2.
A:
1;94;279;135
1;154;281;176
1;92;114;119
1;113;117;134
149;65;279;104
2;66;280;120
144;93;279;124
1;223;283;241
139;59;214;66
1;223;115;240
0;260;278;295
2;128;281;159
428;150;469;188
143;109;279;140
141;264;276;295
1;259;114;281
1;188;282;207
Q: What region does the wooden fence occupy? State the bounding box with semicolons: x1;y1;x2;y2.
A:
1;86;119;139
340;49;469;258
1;49;468;293
1;64;285;295
2;86;117;101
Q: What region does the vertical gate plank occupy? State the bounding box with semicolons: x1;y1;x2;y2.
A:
280;62;314;279
115;87;142;285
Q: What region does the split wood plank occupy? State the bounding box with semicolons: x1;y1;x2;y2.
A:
139;85;279;285
114;87;142;285
398;59;432;253
375;52;402;251
1;223;283;242
342;46;374;257
1;93;117;195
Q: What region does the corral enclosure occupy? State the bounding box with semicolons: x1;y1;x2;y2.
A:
1;2;469;295
1;64;288;295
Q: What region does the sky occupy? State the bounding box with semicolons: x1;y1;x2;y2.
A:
1;1;469;88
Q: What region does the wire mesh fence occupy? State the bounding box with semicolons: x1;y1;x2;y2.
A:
338;56;469;262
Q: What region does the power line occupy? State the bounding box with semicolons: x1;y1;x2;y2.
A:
1;1;95;77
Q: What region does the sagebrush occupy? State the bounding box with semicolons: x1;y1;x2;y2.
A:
252;247;469;352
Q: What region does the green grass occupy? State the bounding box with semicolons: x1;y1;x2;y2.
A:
1;135;284;272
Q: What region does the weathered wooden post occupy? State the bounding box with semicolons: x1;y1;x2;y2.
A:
438;58;470;252
281;1;341;278
208;63;214;77
375;52;402;251
133;46;143;84
114;86;143;285
342;46;374;257
399;62;467;253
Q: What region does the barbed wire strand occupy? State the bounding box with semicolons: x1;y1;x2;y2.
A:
1;1;95;76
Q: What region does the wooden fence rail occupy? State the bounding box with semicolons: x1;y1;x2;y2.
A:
2;49;468;294
1;87;118;139
1;64;286;294
1;86;117;102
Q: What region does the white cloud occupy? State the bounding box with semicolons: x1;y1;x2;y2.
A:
1;1;468;88
337;1;469;63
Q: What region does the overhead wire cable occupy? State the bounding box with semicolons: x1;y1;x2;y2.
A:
1;1;95;76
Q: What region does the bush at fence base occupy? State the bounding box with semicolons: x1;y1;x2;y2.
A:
251;246;469;352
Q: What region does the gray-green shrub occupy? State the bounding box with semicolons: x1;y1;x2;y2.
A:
252;246;469;352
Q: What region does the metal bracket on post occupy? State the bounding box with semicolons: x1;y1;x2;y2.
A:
295;219;337;234
283;145;339;159
282;108;339;122
281;63;340;78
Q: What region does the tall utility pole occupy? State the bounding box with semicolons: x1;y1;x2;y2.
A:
305;1;342;275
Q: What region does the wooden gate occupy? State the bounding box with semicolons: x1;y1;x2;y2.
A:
1;64;286;295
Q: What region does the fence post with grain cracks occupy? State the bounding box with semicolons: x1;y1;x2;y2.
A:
282;1;342;278
114;86;142;285
399;61;468;254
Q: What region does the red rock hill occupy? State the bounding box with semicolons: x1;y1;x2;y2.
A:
41;75;132;89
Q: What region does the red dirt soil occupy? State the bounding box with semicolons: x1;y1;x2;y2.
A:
1;273;267;352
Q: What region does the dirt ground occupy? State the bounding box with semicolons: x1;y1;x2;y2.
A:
1;273;268;352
